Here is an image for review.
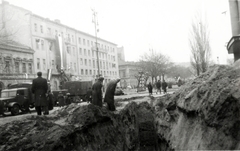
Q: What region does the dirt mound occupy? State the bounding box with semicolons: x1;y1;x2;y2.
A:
155;63;240;150
0;100;157;151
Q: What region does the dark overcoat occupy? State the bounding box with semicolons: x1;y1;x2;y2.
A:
148;84;153;93
92;81;103;107
104;80;118;111
32;77;48;107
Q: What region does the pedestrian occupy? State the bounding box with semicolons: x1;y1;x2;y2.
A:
147;82;153;95
162;80;168;94
156;80;161;94
104;78;121;111
92;77;104;107
0;100;6;117
86;87;92;103
32;71;48;115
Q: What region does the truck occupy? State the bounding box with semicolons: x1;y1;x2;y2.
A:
0;82;54;115
53;80;92;104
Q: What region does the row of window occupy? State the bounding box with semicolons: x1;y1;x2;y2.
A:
80;69;117;76
33;23;116;53
79;58;116;69
36;58;117;74
1;61;32;74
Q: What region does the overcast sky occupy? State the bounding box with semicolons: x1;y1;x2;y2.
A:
4;0;232;64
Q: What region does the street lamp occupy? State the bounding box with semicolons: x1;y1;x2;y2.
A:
92;9;100;78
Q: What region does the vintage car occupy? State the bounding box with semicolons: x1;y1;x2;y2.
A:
0;88;32;115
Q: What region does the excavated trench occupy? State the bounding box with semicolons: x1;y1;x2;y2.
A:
1;63;240;150
0;97;172;151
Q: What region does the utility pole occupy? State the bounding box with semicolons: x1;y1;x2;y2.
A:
92;9;100;78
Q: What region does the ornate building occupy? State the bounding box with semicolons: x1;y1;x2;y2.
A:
0;1;119;90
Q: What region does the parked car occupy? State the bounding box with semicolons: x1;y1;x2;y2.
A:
115;87;124;95
0;88;32;115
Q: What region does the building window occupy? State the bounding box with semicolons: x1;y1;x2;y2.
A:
80;58;83;65
83;39;85;45
22;63;26;73
35;39;39;49
87;40;89;46
92;50;94;57
90;69;92;75
81;69;84;75
89;59;91;66
40;25;43;33
84;59;87;66
15;62;19;73
43;59;46;70
91;41;93;46
41;40;44;50
84;49;86;56
72;35;74;43
78;37;81;44
93;70;96;75
48;28;51;35
37;58;40;69
34;23;37;32
49;41;53;50
67;46;71;54
79;48;82;55
103;61;105;69
88;50;90;56
93;60;95;68
85;69;88;75
74;63;76;71
28;63;32;74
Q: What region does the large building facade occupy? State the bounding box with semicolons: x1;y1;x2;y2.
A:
0;1;119;90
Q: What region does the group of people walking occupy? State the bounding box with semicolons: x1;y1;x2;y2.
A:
147;80;168;96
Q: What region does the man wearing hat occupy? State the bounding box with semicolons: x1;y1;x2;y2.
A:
92;77;104;107
104;78;121;111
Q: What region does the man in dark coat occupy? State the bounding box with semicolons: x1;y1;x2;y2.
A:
147;82;153;95
104;78;121;111
92;77;104;107
156;80;161;94
162;80;168;94
32;72;48;115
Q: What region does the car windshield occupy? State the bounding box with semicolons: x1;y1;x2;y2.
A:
1;91;17;98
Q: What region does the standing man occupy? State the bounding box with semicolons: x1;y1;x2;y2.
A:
32;72;48;115
147;82;153;96
162;80;168;94
156;80;161;94
92;77;104;107
104;78;121;111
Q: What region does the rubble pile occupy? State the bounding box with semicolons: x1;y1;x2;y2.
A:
155;63;240;150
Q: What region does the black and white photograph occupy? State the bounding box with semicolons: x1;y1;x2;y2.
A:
0;0;239;150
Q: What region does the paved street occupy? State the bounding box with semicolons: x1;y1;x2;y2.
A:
0;85;180;125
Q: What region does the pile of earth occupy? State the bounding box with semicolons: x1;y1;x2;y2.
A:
155;62;240;150
0;62;240;151
0;97;157;151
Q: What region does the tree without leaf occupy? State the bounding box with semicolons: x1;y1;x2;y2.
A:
189;13;211;76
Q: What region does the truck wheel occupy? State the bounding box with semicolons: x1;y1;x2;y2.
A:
11;105;20;116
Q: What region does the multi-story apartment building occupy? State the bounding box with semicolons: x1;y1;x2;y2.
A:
0;1;119;90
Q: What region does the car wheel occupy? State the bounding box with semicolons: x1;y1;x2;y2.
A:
11;105;20;116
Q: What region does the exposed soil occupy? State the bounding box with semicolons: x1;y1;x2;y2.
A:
0;62;240;150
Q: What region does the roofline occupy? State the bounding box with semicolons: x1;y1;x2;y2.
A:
31;14;117;46
1;1;117;46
